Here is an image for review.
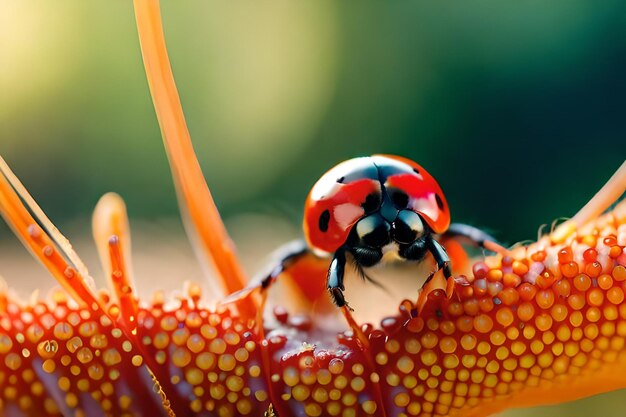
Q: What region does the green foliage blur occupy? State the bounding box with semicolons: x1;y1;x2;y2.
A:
1;2;626;416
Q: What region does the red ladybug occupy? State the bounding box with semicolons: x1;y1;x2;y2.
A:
227;155;497;308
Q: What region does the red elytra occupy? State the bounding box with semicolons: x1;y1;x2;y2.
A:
303;155;450;254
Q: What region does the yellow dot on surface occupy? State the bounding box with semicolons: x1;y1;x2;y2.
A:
490;331;506;346
538;352;554;368
58;377;71;392
386;339;401;353
510;341;526;356
443;354;460;369
474;314;494;333
234;347;249;363
362;400;377;414
376;352;389;365
218;354;236;371
496;346;510;361
329;389;341;401
326;401;341;416
387;373;401;386
236;399;253;415
254;390;268;402
42;359;56;374
405;338;421;354
351;363;364;376
101;382;114;396
186;368;204;386
172;348;192;368
334;375;348;389
394;392;410;407
76;347;94;364
0;335;13;354
328;358;344;374
190;399;202;413
209;338;227;354
421;332;439;349
397;356;415;374
283;367;300;386
132;355;143;367
421;350;437;366
312;387;328;403
292;384;311;401
153;332;169;350
65;393;78;408
460;334;477;351
37;340;59;359
119;395;132;410
317;369;332;385
53;322;73;340
477;341;491;355
248;365;261;378
90;334;108;349
440;337;458;354
304;403;322;417
88;364;104;380
122;341;133;353
530;340;544;355
187;334;206;353
210;384;226;400
520;354;536;369
160;316;178;331
351;376;366;392
496;308;514;327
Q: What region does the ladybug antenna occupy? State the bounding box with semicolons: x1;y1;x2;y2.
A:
352;261;392;296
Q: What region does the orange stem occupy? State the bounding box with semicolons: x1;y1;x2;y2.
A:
132;0;251;304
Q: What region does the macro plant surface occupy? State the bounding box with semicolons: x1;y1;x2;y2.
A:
1;1;626;417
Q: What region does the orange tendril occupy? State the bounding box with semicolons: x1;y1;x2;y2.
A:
132;0;251;310
93;193;140;333
552;160;626;243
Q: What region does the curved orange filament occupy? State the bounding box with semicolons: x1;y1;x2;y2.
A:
0;158;102;312
552;160;626;243
92;192;133;281
0;159;183;416
132;0;252;310
92;193;140;333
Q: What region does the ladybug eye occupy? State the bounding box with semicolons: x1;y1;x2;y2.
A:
318;210;331;232
390;190;409;209
361;193;381;214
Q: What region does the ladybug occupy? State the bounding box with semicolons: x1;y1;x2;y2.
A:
227;155;498;309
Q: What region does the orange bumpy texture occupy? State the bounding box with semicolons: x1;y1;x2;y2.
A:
1;202;626;417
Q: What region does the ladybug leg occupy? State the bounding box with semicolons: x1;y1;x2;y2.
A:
426;237;452;281
442;223;510;258
444;223;499;249
327;247;348;307
220;240;309;304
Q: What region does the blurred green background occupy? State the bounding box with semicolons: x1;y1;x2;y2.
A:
1;1;626;416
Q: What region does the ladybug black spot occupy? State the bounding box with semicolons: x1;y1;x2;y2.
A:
435;193;445;210
336;176;345;184
413;168;420;175
319;209;331;232
361;193;381;214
